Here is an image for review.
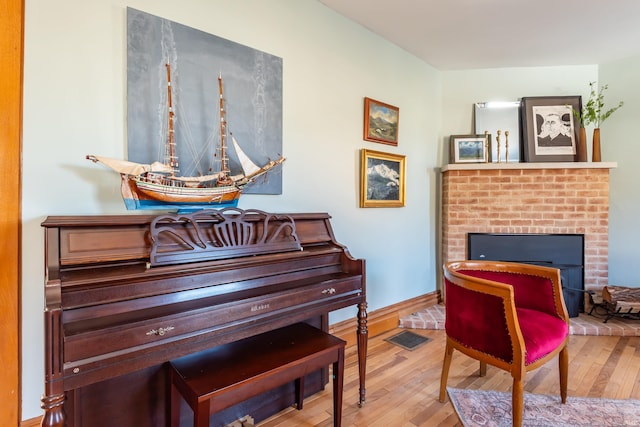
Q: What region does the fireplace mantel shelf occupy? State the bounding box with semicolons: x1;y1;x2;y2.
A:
441;161;617;172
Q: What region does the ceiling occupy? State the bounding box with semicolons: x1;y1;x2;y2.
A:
318;0;640;70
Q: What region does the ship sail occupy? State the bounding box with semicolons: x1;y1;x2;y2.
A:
231;134;261;177
172;172;224;184
86;155;173;176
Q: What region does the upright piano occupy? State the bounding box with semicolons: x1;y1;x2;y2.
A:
40;209;367;427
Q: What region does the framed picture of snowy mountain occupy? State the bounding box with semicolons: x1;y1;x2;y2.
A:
360;149;406;208
364;97;399;146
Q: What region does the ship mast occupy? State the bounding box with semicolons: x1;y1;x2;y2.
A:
216;73;234;187
165;63;179;177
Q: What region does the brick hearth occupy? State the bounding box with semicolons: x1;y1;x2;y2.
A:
441;162;617;290
399;304;640;336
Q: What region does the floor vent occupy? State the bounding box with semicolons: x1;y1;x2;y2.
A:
385;330;431;351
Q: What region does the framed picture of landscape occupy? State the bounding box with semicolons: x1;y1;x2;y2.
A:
363;97;399;146
449;134;491;163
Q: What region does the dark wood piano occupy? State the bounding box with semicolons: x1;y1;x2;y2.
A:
40;209;367;427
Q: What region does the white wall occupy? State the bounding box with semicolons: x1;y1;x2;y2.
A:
22;0;440;419
599;56;640;285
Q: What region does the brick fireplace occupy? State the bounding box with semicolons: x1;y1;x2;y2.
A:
441;162;617;291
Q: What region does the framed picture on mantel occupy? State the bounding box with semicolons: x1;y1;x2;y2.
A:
521;96;581;163
449;134;491;164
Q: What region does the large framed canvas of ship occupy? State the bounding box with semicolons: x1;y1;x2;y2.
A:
360;149;406;208
110;8;283;211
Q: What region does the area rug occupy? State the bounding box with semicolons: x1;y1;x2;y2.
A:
447;387;640;427
399;304;640;336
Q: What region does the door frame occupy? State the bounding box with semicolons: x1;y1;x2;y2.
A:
1;0;24;424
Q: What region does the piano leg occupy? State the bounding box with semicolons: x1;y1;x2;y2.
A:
42;307;66;427
41;392;65;427
357;301;368;407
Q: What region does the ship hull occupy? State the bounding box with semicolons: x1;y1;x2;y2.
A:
123;198;239;211
120;175;241;211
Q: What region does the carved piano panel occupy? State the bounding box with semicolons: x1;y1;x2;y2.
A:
41;209;367;427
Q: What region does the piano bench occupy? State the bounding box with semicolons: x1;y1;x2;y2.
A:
169;322;346;427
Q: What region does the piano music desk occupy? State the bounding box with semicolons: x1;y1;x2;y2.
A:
169;323;346;427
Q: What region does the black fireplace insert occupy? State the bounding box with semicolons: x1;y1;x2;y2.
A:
467;233;584;317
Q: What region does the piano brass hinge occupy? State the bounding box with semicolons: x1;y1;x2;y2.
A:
224;415;255;427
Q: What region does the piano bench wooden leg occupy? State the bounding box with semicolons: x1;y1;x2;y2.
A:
333;348;344;427
169;379;181;427
194;401;210;427
295;376;305;410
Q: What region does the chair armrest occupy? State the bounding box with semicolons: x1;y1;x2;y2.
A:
444;274;522;364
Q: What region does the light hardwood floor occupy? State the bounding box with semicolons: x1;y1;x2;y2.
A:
259;327;640;427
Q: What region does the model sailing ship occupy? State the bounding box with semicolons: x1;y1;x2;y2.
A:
88;63;285;210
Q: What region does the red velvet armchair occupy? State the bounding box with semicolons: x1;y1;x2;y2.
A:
439;260;570;427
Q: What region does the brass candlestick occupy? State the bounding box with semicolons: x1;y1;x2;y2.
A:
504;130;509;163
496;130;501;163
484;130;489;163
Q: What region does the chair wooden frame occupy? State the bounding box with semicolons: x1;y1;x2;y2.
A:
439;260;570;427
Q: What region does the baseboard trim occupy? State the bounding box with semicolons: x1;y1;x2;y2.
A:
329;291;440;347
21;417;40;427
21;292;441;426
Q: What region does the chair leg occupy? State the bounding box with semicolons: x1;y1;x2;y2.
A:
512;378;524;427
479;361;487;377
559;347;568;403
439;340;454;402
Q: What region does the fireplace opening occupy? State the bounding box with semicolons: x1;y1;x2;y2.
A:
467;233;584;318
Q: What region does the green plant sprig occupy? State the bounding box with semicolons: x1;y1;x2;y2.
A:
572;81;624;128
